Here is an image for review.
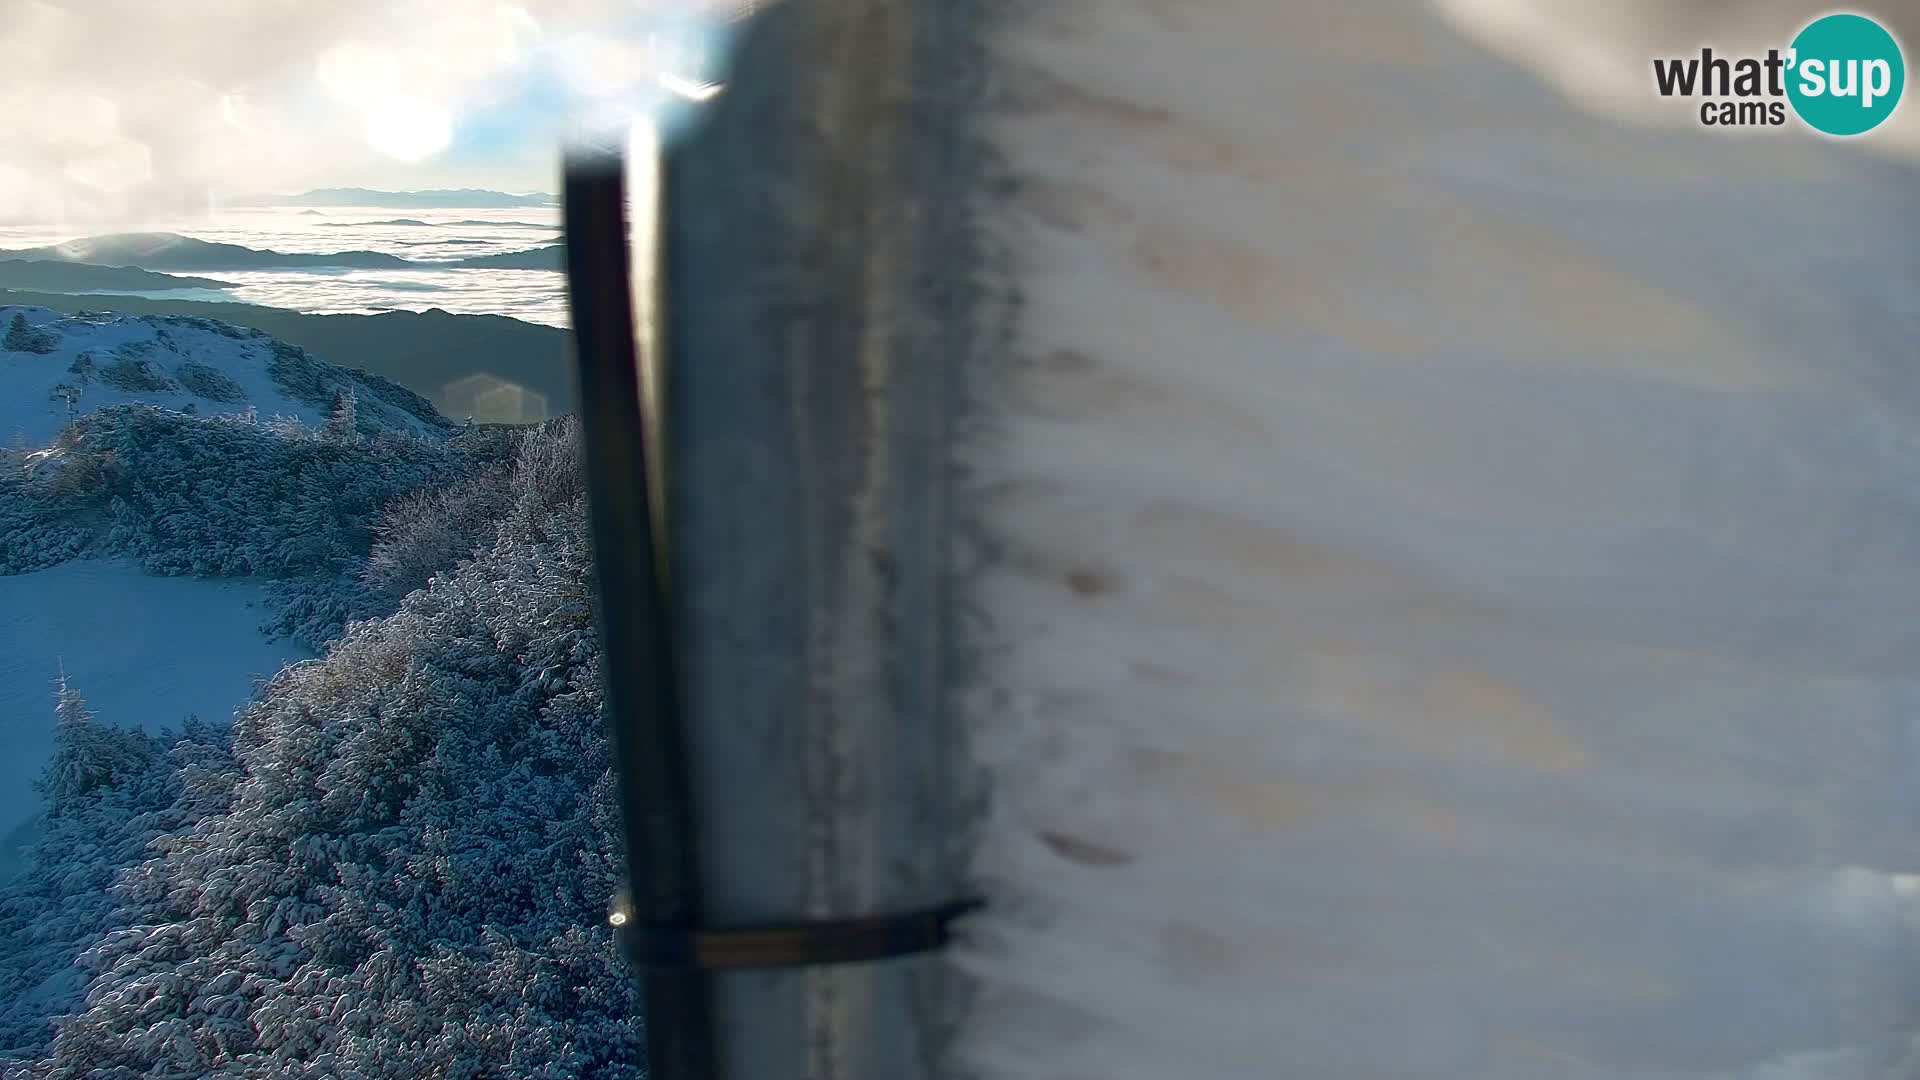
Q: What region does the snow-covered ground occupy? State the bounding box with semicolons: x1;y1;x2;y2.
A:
0;560;310;882
0;304;444;447
0;307;446;885
955;1;1920;1078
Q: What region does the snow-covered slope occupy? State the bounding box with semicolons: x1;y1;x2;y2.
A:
0;302;458;888
0;304;449;447
0;560;309;883
0;421;637;1075
953;2;1920;1079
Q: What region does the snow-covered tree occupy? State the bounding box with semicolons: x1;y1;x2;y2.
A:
0;676;180;1063
325;387;359;443
11;419;643;1079
361;462;515;607
37;671;174;820
44;671;107;807
4;312;56;354
97;353;176;393
7;403;464;598
172;361;247;404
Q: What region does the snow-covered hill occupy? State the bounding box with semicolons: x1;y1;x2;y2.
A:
0;309;509;1061
0;301;468;869
0;305;450;448
0;303;468;890
0;421;622;1073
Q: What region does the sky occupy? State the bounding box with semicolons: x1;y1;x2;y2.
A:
0;0;1913;226
0;0;747;224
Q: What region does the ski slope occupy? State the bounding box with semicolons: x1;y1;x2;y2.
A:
0;560;309;883
953;1;1920;1078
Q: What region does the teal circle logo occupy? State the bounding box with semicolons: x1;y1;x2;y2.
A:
1786;13;1905;135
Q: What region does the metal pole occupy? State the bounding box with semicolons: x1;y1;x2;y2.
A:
562;157;717;1080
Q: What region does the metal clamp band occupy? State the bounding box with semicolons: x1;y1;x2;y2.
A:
628;898;984;971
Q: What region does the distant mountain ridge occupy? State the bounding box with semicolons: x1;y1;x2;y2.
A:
247;188;557;209
448;219;558;229
0;233;564;274
325;218;558;231
0;234;411;272
441;244;565;270
319;218;435;228
0;260;231;293
320;219;558;230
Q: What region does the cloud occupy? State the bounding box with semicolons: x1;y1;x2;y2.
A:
0;0;753;224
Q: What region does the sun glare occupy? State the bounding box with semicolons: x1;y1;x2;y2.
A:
657;72;723;102
364;96;454;162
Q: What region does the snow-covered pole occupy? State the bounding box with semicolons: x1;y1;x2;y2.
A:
661;0;977;1073
564;3;979;1079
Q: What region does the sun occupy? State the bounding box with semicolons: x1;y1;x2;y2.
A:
364;96;454;162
